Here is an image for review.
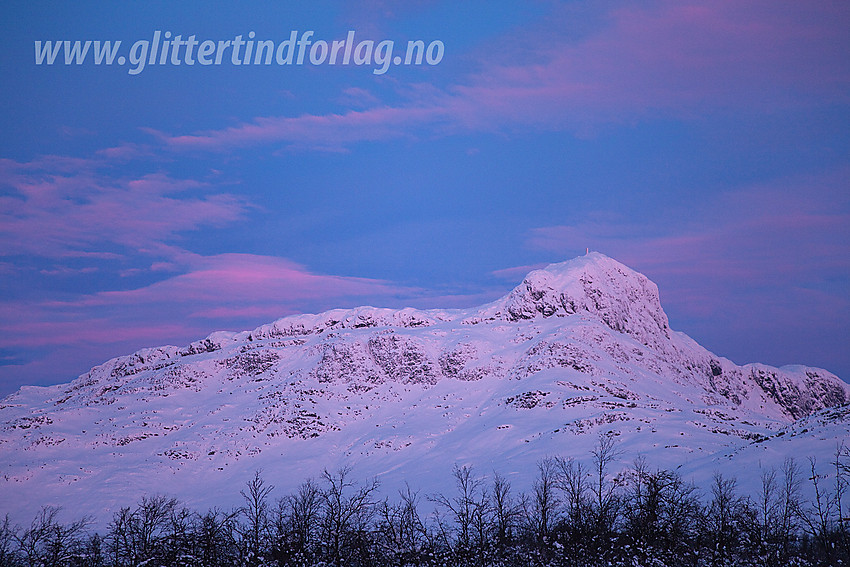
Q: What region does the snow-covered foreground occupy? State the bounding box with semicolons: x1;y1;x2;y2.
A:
1;253;847;527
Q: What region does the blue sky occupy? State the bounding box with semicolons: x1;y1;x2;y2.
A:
1;1;848;396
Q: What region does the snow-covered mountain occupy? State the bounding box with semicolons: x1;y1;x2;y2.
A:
1;252;848;526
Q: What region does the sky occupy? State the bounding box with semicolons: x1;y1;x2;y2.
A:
0;1;848;397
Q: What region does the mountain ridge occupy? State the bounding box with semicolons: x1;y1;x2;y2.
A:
1;252;847;526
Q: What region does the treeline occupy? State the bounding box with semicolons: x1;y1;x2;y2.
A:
2;437;849;567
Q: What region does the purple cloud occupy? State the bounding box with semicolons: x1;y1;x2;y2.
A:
149;2;849;151
163;106;450;152
0;158;249;260
62;253;413;312
529;170;849;292
451;1;850;130
2;253;414;347
0;252;423;391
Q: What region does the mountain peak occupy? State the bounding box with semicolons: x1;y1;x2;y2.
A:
473;252;671;350
1;252;848;527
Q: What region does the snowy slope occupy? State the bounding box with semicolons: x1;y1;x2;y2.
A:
1;252;847;526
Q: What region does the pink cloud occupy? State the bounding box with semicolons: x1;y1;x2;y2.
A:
86;253;412;308
338;86;381;108
95;142;155;161
525;168;850;323
451;1;850;129
0;159;249;259
150;2;850;152
1;253;416;351
531;211;849;290
0;317;195;348
39;266;99;276
164;106;449;151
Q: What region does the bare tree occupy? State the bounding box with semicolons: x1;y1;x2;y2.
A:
700;472;750;567
0;514;19;567
275;478;322;564
491;471;522;555
319;466;380;567
238;470;274;566
799;453;850;563
14;506;90;567
137;494;178;564
748;457;805;567
778;457;803;560
376;484;429;566
753;465;780;563
81;532;105;567
801;457;834;545
10;448;850;566
622;457;699;565
834;442;850;557
429;465;490;565
106;506;132;567
193;507;238;567
164;505;194;567
106;494;177;566
589;433;623;550
526;457;561;547
555;455;591;547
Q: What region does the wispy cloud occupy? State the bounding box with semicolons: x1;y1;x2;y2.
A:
531;167;850;277
151;2;849;151
443;1;850;135
50;253;414;314
0;158;249;261
163;106;450;152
